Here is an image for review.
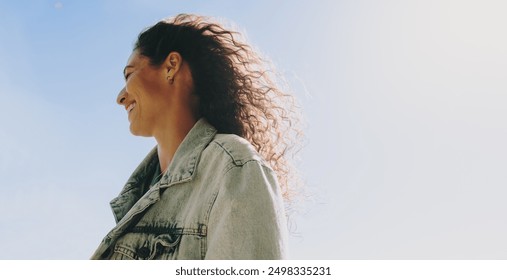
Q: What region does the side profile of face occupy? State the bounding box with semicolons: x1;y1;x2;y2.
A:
117;50;171;136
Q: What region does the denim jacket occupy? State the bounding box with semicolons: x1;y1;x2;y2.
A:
91;119;288;260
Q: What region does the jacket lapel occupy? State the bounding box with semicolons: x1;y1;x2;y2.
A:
91;119;218;259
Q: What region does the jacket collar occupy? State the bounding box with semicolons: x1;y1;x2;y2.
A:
159;118;217;187
110;118;217;223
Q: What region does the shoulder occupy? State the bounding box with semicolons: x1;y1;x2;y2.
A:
205;133;265;167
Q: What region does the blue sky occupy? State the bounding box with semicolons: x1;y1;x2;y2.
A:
1;0;507;259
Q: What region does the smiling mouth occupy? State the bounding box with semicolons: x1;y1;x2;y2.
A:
127;102;136;113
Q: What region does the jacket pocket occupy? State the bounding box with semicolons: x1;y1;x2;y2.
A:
108;231;182;260
147;233;182;260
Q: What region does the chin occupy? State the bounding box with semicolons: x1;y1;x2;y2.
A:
129;124;141;136
129;124;150;137
129;130;141;136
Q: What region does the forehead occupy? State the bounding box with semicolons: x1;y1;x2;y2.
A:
124;50;150;75
126;50;143;66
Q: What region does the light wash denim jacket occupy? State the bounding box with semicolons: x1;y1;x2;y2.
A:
91;119;288;259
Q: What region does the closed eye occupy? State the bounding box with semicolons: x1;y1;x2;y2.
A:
123;65;135;80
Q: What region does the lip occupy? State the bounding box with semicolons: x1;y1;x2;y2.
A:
126;102;136;113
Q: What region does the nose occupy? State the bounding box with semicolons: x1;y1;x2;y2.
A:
117;87;127;105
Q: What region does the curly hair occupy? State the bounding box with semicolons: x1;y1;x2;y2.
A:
134;14;303;201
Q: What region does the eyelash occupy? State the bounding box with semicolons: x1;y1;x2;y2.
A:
125;73;131;80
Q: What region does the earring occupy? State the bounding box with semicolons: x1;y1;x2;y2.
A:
167;68;174;84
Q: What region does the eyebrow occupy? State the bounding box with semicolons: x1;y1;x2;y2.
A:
123;65;134;76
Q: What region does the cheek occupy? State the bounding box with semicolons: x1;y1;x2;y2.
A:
124;79;137;98
132;74;163;96
144;75;168;96
125;77;148;102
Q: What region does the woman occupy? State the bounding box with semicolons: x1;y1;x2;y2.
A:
91;14;302;260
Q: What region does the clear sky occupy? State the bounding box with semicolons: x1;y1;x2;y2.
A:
1;0;507;259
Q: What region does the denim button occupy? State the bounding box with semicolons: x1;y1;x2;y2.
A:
137;247;150;259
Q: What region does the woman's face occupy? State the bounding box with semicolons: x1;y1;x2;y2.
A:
117;51;170;136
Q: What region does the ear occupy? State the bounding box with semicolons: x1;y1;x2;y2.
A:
164;52;182;80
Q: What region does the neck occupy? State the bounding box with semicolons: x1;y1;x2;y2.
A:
154;111;198;173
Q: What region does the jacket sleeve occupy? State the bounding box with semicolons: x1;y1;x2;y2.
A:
205;160;289;259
